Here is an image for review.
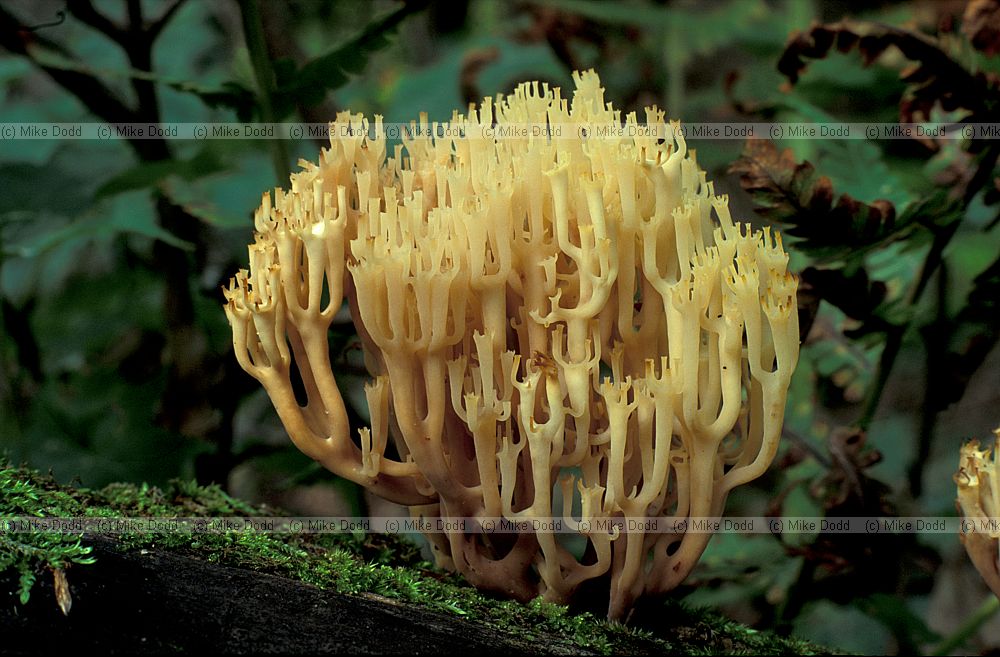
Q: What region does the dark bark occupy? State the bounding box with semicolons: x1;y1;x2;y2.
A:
0;537;589;656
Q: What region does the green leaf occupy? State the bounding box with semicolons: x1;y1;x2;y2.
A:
94;148;226;199
854;594;941;647
806;336;874;405
275;1;428;114
160;178;243;228
896;190;964;232
731;139;928;264
166;80;257;121
780;483;823;547
774;95;916;208
156;148;275;229
3;191;193;258
24;44;257;120
794;599;891;654
18;565;35;605
683;534;801;609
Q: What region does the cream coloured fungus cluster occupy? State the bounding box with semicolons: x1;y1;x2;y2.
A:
224;71;800;619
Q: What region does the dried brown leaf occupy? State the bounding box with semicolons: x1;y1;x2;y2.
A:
53;568;72;616
730;139;903;263
779;18;1000;125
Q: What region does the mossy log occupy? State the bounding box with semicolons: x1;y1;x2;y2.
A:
0;465;834;655
2;535;583;655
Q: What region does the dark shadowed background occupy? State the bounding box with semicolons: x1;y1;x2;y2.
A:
1;1;999;653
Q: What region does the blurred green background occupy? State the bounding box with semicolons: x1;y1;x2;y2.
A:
2;0;999;654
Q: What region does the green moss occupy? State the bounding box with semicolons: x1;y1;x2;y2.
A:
0;465;95;603
0;462;833;655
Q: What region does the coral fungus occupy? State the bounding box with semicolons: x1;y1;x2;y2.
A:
224;71;800;619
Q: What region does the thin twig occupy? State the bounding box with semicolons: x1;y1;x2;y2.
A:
146;0;189;41
0;5;136;126
909;259;948;497
782;427;831;468
67;0;126;44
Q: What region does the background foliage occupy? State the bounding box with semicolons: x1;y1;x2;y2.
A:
1;0;999;654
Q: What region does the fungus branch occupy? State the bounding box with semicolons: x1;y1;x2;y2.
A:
224;71;800;619
956;427;1000;599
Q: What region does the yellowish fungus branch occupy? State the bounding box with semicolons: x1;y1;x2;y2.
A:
956;427;1000;599
224;71;800;619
